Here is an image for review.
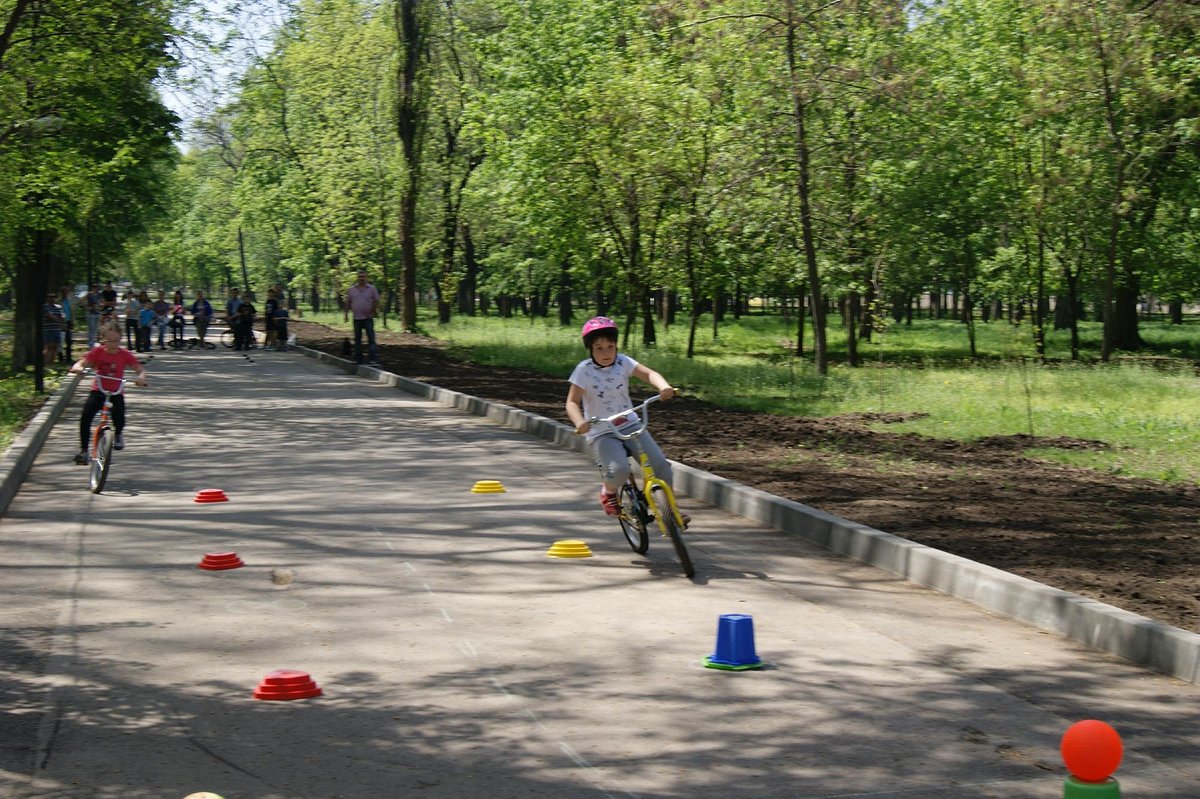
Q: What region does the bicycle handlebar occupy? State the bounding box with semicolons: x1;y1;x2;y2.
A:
585;395;662;439
74;369;138;394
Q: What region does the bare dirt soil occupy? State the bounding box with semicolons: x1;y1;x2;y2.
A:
291;319;1200;633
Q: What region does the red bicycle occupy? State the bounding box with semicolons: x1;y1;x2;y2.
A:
82;372;128;494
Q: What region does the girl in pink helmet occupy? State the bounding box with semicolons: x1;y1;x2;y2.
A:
565;316;677;516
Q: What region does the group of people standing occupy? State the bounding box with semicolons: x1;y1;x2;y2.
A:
115;288;208;352
42;283;295;362
223;284;290;351
44;274;391;367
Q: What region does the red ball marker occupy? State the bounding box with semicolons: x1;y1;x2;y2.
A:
1061;720;1122;798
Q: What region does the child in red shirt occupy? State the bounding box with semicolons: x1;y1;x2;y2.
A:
68;324;148;463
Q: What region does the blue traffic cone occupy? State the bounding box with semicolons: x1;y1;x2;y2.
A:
703;613;763;670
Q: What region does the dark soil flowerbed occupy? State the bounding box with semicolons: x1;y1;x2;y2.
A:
291;319;1200;633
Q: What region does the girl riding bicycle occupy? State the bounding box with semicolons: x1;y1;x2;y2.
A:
565;316;677;516
68;324;148;464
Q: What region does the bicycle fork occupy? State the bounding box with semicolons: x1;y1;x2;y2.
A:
638;452;684;533
91;401;112;458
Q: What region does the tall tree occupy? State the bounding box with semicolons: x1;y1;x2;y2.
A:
395;0;432;331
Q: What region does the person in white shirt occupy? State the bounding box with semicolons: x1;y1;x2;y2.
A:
346;270;380;364
564;316;677;516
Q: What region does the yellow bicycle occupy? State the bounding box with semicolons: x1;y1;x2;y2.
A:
589;396;694;579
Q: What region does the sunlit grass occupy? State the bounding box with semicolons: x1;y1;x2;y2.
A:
0;313;65;451
299;307;1200;484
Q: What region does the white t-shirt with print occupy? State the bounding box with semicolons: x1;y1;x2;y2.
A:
569;354;642;441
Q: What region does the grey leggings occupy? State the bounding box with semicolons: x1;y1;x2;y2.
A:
591;431;672;492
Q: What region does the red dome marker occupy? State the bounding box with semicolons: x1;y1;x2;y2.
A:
198;552;244;571
253;669;323;701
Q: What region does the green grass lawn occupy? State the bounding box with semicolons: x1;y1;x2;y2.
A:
0;315;66;452
317;308;1200;486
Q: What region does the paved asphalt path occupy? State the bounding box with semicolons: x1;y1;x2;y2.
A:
1;347;1198;799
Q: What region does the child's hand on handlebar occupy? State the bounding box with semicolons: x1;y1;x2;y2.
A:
574;420;592;435
659;386;676;401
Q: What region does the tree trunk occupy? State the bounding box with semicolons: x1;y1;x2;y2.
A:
846;292;859;367
437;161;455;325
395;0;428;333
794;291;805;357
1033;229;1046;359
237;226;250;292
641;296;656;348
784;2;827;375
459;223;477;315
557;255;572;326
858;281;875;343
1111;280;1143;351
963;287;977;359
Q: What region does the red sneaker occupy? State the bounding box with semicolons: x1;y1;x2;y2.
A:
599;490;620;516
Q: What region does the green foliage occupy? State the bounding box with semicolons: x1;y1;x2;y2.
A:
0;0;181;370
131;0;1199;370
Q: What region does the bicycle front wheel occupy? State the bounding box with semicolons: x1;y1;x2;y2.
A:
618;481;649;554
220;329;236;348
89;425;115;494
651;486;694;578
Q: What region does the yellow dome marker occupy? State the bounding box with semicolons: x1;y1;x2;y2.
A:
471;480;506;494
547;539;593;558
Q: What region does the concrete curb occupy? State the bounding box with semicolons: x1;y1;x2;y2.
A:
298;344;1200;684
0;372;83;517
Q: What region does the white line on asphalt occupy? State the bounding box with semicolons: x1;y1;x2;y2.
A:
519;708;547;732
489;676;512;700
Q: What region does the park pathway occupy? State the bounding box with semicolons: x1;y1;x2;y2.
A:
0;347;1197;798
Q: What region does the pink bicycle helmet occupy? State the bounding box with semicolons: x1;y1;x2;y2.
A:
580;316;618;348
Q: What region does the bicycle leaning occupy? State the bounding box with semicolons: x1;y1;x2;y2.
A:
77;371;128;493
587;395;694;579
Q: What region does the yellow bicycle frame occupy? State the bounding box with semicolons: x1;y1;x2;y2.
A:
635;447;685;534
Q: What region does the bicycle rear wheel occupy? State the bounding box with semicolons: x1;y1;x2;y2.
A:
220;329;235;348
618;481;649;554
89;425;115;494
651;486;694;578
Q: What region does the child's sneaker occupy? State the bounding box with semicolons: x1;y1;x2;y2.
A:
73;451;88;465
114;434;124;450
599;490;620;516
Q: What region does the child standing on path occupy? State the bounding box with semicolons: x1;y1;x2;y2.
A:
564;316;677;516
68;324;148;464
137;295;155;353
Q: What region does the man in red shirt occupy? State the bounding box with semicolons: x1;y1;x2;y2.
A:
68;324;149;464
